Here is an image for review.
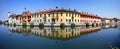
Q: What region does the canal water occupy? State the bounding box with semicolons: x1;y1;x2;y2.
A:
0;24;120;49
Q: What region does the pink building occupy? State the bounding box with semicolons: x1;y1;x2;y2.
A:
80;12;102;25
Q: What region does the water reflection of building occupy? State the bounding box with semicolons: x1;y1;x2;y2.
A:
80;27;101;35
102;24;117;29
8;26;104;40
31;27;81;40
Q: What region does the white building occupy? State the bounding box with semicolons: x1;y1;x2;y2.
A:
8;12;17;25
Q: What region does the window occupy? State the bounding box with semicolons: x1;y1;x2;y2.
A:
48;13;50;17
40;19;42;22
37;20;39;22
75;14;76;17
78;14;80;17
40;14;41;17
31;15;33;18
57;19;58;22
72;13;74;17
66;19;68;22
20;18;21;20
56;13;58;16
44;14;46;17
61;13;62;16
38;15;39;17
20;21;21;23
61;19;62;22
36;15;37;18
44;20;46;22
66;13;68;16
48;19;50;22
34;20;36;22
52;13;54;16
69;19;71;22
69;13;71;17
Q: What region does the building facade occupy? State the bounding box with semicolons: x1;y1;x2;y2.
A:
8;7;117;26
8;13;17;25
31;8;81;26
80;12;102;25
8;7;81;26
102;18;111;25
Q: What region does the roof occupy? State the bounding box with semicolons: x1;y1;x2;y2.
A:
80;12;101;19
22;11;31;16
8;14;16;18
32;10;52;15
51;9;80;13
31;9;80;15
102;18;110;20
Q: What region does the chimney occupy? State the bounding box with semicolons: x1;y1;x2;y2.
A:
96;15;98;16
74;9;76;11
8;12;11;17
56;6;58;10
87;12;88;14
24;8;27;12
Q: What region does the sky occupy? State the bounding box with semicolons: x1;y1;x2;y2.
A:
0;0;120;21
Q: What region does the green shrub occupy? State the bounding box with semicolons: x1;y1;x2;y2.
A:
13;23;16;26
39;23;44;27
22;22;27;28
71;23;75;29
92;23;94;27
51;23;54;27
60;26;65;30
86;23;89;28
30;23;34;27
96;23;98;26
71;23;75;27
60;23;65;27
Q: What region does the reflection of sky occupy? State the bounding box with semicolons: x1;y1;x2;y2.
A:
0;0;120;21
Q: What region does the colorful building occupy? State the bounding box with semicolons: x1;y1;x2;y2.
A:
8;7;117;26
8;7;81;26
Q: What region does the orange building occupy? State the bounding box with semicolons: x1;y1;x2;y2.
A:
15;8;31;25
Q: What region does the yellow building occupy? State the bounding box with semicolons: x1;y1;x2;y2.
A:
31;7;81;26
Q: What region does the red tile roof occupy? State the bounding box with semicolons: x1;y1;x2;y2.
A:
31;9;80;15
32;10;52;15
80;12;101;19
